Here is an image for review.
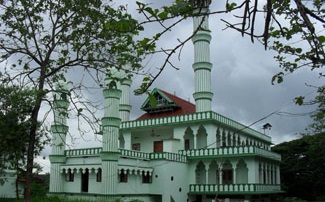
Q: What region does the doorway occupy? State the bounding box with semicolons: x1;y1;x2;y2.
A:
81;169;89;192
154;141;163;152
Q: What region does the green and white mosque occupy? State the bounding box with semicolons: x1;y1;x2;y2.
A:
49;1;282;201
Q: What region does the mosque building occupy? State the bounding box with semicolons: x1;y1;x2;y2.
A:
49;1;282;201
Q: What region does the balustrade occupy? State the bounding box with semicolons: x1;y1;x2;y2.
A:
189;184;281;194
179;146;281;161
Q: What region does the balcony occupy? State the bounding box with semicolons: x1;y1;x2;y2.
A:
189;184;282;195
179;146;281;161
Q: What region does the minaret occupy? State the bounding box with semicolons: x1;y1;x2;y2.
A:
100;74;121;195
114;67;132;122
49;81;69;193
191;0;213;112
107;67;131;122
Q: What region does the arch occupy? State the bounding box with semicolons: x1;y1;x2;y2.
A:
222;160;233;184
208;160;218;184
197;125;207;149
236;159;248;183
195;161;206;184
183;126;194;150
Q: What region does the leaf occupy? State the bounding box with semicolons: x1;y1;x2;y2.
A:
271;72;284;85
295;96;305;105
158;11;168;20
318;35;325;43
296;48;302;54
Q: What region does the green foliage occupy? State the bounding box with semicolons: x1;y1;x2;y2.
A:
308;88;325;133
272;132;325;200
269;0;325;73
0;84;32;173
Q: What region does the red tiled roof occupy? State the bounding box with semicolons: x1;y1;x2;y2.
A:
136;89;196;120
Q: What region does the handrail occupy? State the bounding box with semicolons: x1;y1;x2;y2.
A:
179;146;281;161
189;183;282;193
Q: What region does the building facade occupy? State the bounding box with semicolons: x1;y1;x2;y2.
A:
49;1;282;201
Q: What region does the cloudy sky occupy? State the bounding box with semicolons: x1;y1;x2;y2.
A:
35;0;323;173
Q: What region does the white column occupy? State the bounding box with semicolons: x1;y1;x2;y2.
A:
192;1;213;112
49;81;69;194
101;78;121;195
276;164;280;184
204;162;209;184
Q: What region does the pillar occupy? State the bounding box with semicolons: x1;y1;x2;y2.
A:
191;0;214;112
101;77;121;195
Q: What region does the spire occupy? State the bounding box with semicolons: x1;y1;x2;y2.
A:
191;0;213;112
49;80;70;193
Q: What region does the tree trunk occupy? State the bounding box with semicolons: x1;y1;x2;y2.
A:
24;124;37;202
24;74;45;202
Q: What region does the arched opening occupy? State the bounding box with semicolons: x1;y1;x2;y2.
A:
236;159;248;183
183;126;194;150
208;160;218;184
197;125;207;149
195;161;206;184
222;160;233;184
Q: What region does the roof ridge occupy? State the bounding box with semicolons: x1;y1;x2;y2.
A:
159;88;194;106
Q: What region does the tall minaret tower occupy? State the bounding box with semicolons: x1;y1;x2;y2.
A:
191;0;213;112
100;74;121;195
107;67;132;122
49;81;69;193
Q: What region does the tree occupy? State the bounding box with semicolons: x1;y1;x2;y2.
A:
0;82;47;199
308;87;325;133
272;132;325;201
0;1;146;201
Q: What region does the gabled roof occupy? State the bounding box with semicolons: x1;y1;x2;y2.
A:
136;88;195;120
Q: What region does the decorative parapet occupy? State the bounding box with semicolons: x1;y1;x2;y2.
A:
65;146;280;161
149;152;187;162
65;148;187;163
189;184;282;194
121;111;271;142
119;149;150;160
65;147;102;157
179;146;281;161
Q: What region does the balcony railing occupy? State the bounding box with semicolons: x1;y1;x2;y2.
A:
149;152;187;162
65;147;102;156
65;148;187;163
119;149;150;160
65;146;280;162
179;146;281;161
189;184;282;194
